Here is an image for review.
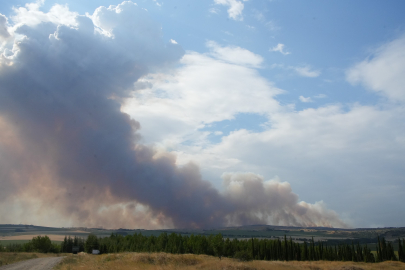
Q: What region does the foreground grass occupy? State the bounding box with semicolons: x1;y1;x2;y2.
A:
0;252;63;267
55;252;405;270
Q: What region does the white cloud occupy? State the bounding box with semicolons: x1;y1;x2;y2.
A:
271;64;321;78
206;40;264;68
253;10;265;22
209;7;220;14
122;39;405;227
252;10;279;31
293;65;321;78
347;36;405;102
0;14;10;39
170;39;178;44
314;94;327;99
122;46;282;145
265;21;279;31
213;0;246;21
173;104;405;226
10;0;78;28
299;96;313;103
270;43;290;55
152;0;162;7
3;1;405;228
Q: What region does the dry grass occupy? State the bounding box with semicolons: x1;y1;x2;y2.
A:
0;252;63;267
54;252;405;270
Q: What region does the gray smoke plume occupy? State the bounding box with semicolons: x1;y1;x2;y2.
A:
0;2;346;229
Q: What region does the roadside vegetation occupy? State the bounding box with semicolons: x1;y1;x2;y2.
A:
0;252;61;267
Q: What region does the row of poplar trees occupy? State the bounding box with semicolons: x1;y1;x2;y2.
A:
65;232;405;263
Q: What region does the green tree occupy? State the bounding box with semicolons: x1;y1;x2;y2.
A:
85;234;99;253
234;250;253;261
399;239;405;262
212;234;224;259
31;235;52;253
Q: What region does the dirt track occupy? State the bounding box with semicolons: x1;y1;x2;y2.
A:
0;257;64;270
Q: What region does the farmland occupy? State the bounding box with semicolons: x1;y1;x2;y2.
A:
2;224;405;244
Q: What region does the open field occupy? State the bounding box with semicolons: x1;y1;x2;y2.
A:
0;235;66;242
0;252;64;267
2;224;405;243
55;252;405;270
0;240;62;246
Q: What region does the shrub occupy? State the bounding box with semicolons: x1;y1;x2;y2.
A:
234;250;253;261
32;235;52;253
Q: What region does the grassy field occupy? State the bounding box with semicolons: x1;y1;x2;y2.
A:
2;224;405;243
0;252;64;267
55;252;405;270
0;240;62;245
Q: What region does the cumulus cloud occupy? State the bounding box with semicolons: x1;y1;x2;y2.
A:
253;10;279;31
346;36;405;103
314;94;327;99
271;64;321;78
213;0;247;21
0;1;347;229
152;0;162;7
11;0;78;27
293;66;321;77
122;37;405;227
270;43;290;55
123;41;282;145
206;40;263;67
299;96;313;103
181;104;405;227
0;14;10;39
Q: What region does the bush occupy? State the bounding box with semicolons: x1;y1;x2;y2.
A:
234;250;253;261
32;236;52;253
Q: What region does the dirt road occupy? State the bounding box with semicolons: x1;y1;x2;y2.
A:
0;257;64;270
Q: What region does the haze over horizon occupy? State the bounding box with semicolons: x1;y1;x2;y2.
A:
0;0;404;229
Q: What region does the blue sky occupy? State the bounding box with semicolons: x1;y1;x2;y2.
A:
1;0;403;108
0;0;405;228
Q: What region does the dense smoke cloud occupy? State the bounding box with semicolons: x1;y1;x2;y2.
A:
0;1;346;229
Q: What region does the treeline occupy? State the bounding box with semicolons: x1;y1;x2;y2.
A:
80;232;405;263
0;236;60;253
1;233;405;264
60;236;85;253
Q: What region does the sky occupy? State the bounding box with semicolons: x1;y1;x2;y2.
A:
0;0;404;229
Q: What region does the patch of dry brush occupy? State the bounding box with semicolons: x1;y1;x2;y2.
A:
55;252;405;270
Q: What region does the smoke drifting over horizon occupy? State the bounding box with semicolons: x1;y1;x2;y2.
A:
0;1;346;229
